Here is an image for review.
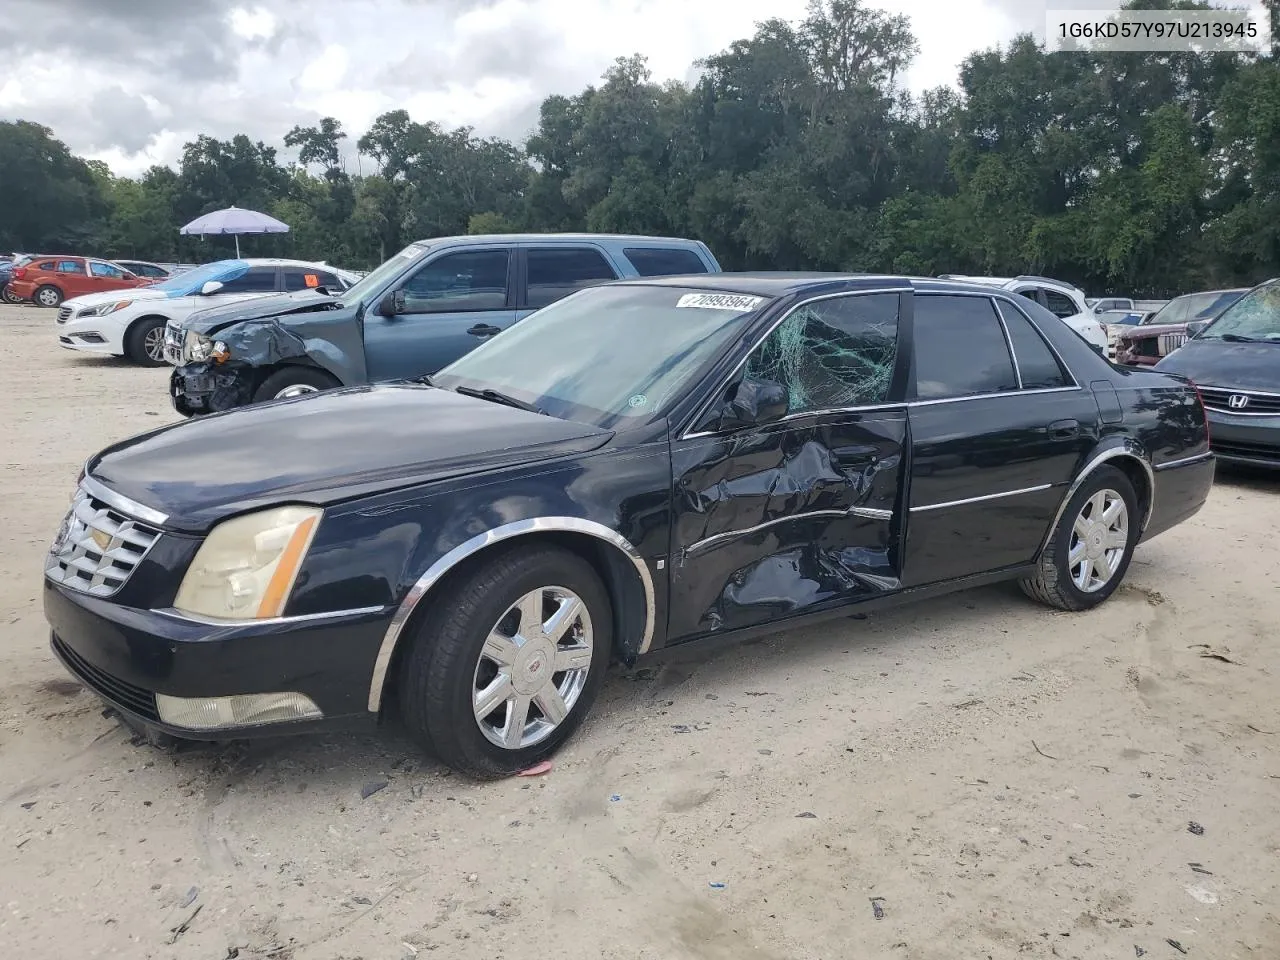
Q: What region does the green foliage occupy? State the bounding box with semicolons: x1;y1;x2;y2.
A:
1;0;1276;295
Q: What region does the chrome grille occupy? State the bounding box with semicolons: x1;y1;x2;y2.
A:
46;487;162;597
163;322;182;365
57;306;72;324
1158;332;1186;355
1199;386;1280;416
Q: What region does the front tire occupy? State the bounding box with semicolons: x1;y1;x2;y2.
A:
252;366;340;403
34;285;63;308
1020;465;1138;611
124;317;168;366
398;546;612;779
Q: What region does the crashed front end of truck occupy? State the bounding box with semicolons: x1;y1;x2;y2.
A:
167;292;365;416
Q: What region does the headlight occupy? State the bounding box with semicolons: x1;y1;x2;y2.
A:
76;300;133;318
174;505;322;620
182;329;228;363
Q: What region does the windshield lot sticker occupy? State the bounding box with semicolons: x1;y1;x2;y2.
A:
676;293;765;312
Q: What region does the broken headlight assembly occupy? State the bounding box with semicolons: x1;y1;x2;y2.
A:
182;328;229;363
173;505;322;620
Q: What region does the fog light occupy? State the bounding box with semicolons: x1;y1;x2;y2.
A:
154;691;322;730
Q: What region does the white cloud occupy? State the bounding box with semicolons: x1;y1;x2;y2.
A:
0;0;1125;177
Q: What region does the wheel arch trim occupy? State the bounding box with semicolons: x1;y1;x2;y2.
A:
366;517;655;713
1038;441;1155;558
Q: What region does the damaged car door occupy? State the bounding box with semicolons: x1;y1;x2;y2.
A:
668;290;909;639
364;247;517;383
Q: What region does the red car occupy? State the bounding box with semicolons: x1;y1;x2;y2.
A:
1115;288;1247;366
7;256;154;308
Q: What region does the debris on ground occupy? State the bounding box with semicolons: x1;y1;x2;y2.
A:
361;781;389;799
167;903;203;944
1188;863;1213;876
1134;947;1145;957
796;811;818;819
870;897;886;920
516;760;553;777
1187;821;1205;836
351;896;372;905
180;886;198;908
671;724;690;733
609;795;622;802
1166;938;1188;954
1032;740;1060;761
708;882;726;889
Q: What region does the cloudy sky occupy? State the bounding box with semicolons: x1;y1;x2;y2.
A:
2;0;1145;177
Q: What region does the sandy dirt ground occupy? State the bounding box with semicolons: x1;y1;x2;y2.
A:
1;300;1278;960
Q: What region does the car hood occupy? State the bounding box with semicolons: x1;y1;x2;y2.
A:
184;290;346;334
87;384;613;532
1120;323;1185;339
1156;339;1280;391
65;287;168;309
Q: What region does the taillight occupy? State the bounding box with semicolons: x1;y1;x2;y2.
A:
1190;380;1210;444
12;267;26;280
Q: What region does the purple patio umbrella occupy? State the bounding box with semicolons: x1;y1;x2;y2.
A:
179;206;289;258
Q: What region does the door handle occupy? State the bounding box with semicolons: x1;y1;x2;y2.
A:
1048;418;1078;438
467;323;502;337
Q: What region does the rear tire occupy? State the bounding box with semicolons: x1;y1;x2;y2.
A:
1020;465;1138;611
34;285;63;308
1;284;23;304
124;317;168;366
252;367;340;403
398;546;612;779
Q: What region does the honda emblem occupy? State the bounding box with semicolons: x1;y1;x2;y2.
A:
1227;394;1250;410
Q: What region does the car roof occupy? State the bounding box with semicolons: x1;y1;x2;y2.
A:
413;233;706;246
614;272;1048;299
1172;287;1250;298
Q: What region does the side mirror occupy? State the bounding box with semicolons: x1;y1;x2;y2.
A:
200;280;224;296
1094;306;1104;314
716;376;789;431
377;290;404;317
1186;319;1208;337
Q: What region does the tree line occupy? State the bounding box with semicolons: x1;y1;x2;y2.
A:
2;0;1278;298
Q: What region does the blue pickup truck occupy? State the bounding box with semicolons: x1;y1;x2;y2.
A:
168;233;721;415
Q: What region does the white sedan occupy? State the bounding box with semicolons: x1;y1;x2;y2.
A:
56;258;357;366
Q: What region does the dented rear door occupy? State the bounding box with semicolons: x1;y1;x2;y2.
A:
666;290;910;641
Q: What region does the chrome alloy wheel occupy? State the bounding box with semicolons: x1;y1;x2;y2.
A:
472;585;593;750
144;326;166;362
1069;488;1128;593
274;383;319;399
37;287;60;306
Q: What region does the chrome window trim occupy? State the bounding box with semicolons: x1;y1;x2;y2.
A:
906;386;1082;407
993;297;1024;390
80;474;169;528
367;517;655;713
684;505;893;557
1201;384;1280;398
152;605;389;628
931;290;1081;389
1154;452;1214;472
1039;447;1157;555
910;483;1052;513
678;287;912;441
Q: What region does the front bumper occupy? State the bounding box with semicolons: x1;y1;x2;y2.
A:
44;578;389;738
170;362;254;417
1206;411;1280;468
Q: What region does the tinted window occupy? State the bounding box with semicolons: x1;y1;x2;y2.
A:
283;268;340;292
996;301;1069;389
218;267;278;294
526;247;617;309
38;261;56;271
130;263;166;277
1041;288;1078;318
913;296;1018;400
402;249;510;313
744;293;899;414
623;247;709;277
55;260;82;274
90;261;125;278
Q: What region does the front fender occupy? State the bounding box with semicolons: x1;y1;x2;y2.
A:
286;443;673;713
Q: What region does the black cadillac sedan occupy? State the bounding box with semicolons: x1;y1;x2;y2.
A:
1156;278;1280;468
45;274;1215;778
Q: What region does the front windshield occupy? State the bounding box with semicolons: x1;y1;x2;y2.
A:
149;260;248;296
1198;282;1280;341
339;243;429;305
1144;290;1238;325
433;285;773;427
